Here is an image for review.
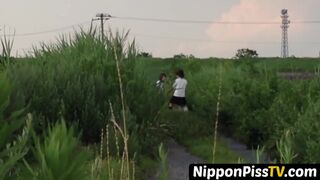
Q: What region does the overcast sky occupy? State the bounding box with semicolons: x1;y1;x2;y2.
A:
1;0;320;58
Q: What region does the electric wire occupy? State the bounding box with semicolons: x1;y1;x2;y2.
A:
1;16;320;45
111;16;320;25
0;21;91;37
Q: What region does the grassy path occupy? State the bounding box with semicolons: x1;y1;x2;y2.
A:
149;139;203;180
148;110;267;179
221;136;260;163
182;136;249;164
150;137;259;180
166;139;203;180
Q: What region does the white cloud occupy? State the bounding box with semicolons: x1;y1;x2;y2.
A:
204;0;316;57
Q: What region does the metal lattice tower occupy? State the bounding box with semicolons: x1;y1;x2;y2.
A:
281;9;290;58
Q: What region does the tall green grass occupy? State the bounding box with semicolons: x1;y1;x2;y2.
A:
2;29;169;179
2;26;320;180
0;72;31;180
146;58;320;163
6;30;166;150
179;60;320;163
24;120;89;180
0;29;15;66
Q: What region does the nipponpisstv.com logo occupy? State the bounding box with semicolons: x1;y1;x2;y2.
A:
189;164;319;180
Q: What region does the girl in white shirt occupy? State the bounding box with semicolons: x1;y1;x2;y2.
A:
169;69;187;109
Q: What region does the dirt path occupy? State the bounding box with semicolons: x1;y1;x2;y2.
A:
166;140;203;180
149;139;203;180
149;137;266;180
221;136;264;163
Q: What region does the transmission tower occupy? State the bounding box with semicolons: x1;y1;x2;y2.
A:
281;9;290;58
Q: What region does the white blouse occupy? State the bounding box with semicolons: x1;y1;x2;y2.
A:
173;78;187;97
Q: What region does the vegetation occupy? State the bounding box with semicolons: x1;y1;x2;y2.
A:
235;48;258;59
137;52;152;58
1;30;167;179
173;53;196;60
24;120;89;180
183;137;244;164
0;29;15;66
1;28;320;179
161;110;244;163
0;72;31;179
137;58;320;163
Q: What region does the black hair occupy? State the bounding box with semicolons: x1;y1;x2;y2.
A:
176;69;184;78
159;73;167;80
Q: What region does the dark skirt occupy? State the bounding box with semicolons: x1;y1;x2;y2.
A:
170;96;187;106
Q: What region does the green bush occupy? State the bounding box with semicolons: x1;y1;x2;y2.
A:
6;31;164;147
180;60;320;162
4;31;168;172
293;98;320;163
25;120;89;180
0;72;31;180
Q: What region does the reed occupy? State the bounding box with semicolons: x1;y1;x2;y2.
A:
108;101;133;180
158;143;169;180
0;28;15;65
212;64;223;163
100;128;104;159
106;125;111;178
255;145;265;164
276;130;297;163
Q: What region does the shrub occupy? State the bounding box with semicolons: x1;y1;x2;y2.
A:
293;98;320;163
25;120;89;180
0;72;31;179
6;31;165;148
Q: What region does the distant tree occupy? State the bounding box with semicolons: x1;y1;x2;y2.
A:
137;52;152;58
173;53;187;59
188;54;195;59
235;48;258;59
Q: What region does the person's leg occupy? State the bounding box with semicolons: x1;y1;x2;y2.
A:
180;97;188;112
169;96;175;109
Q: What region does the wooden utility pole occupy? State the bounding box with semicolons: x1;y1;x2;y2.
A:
92;13;111;40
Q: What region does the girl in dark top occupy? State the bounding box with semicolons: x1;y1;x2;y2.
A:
156;73;167;91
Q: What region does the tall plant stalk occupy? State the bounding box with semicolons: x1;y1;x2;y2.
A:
0;28;15;65
212;65;223;163
113;40;130;180
276;130;297;163
255;145;265;164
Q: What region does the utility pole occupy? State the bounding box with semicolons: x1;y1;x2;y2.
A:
92;13;112;40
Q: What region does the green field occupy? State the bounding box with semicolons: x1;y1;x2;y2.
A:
1;31;320;179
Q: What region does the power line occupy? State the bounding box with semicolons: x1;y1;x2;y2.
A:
111;16;280;24
132;33;320;45
2;16;320;38
1;15;320;45
133;33;276;44
111;16;320;25
0;21;91;37
291;20;320;24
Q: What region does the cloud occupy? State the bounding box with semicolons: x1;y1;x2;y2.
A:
207;0;307;40
204;0;316;57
